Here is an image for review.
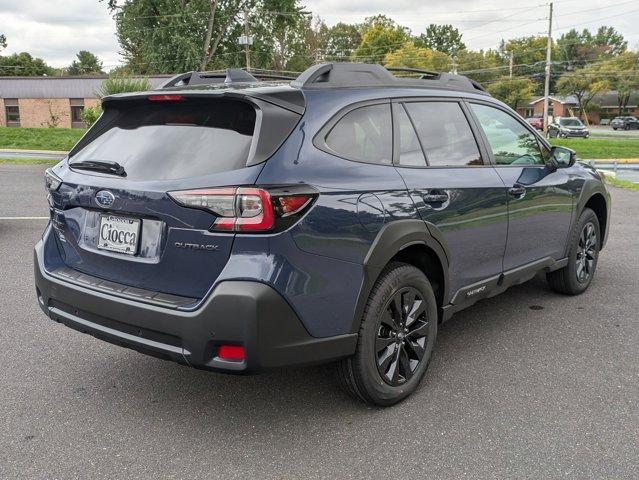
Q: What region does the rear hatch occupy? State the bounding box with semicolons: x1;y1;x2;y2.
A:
48;91;302;300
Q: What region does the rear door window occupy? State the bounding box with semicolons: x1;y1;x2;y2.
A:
324;103;392;164
403;101;483;167
69;99;256;180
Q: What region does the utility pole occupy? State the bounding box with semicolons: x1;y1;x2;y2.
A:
243;9;251;72
542;2;553;135
509;51;514;79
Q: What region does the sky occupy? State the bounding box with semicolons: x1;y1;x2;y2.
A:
0;0;638;70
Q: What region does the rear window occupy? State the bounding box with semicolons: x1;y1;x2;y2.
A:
69;99;256;180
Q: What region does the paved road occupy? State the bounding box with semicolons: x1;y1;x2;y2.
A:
591;125;639;138
1;164;638;479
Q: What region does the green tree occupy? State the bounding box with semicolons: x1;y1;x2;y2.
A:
68;50;104;75
257;0;309;70
556;26;627;69
354;16;409;62
457;49;502;85
499;36;555;93
322;22;361;59
486;77;535;109
556;67;608;125
594;52;639;115
384;42;452;71
0;34;6;51
415;24;465;57
105;0;250;74
592;26;627;57
0;52;54;76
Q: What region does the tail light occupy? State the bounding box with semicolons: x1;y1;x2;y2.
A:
168;185;317;233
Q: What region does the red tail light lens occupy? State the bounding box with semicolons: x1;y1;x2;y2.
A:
168;186;316;233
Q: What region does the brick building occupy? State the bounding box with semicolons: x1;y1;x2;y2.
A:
0;76;170;129
518;91;639;125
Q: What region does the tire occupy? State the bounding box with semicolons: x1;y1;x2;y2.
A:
547;208;600;295
337;262;438;406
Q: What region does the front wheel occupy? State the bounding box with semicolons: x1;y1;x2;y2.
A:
547;208;600;295
337;263;438;406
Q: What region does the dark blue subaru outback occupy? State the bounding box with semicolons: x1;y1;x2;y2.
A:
35;64;610;406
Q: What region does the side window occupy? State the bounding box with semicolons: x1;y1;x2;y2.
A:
403;101;482;167
325;103;392;164
470;103;544;166
396;104;426;166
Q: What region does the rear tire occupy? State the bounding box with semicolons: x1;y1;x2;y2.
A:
547;208;600;295
337;262;438;406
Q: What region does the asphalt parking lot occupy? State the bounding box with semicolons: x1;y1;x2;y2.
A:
1;164;637;479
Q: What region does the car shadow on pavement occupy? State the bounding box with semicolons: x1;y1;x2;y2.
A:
83;274;563;424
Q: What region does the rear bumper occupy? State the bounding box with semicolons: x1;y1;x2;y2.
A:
34;240;357;373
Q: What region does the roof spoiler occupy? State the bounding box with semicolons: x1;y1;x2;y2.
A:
160;68;260;88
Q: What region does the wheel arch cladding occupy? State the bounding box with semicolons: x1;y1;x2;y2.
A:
584;193;607;247
351;220;450;332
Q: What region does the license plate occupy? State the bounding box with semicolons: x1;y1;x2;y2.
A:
97;215;141;255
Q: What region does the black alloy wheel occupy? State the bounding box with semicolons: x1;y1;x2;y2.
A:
375;287;430;386
576;222;597;284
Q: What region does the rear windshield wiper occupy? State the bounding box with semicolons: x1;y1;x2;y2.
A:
70;160;127;177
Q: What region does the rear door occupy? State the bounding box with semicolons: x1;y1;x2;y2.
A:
467;102;573;271
393;98;509;296
52;95;299;300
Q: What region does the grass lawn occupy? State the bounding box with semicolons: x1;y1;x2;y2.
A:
603;175;639;192
0;128;85;151
0;157;59;165
549;138;639;160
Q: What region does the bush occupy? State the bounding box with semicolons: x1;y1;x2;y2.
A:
82;105;102;128
97;76;151;97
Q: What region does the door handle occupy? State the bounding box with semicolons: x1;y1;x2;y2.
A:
508;184;526;197
423;191;449;203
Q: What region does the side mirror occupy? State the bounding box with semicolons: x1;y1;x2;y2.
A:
550;145;576;168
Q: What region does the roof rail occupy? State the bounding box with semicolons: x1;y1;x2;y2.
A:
159;68;259;88
291;63;489;95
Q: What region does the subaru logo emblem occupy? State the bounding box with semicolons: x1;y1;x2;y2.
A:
95;190;115;208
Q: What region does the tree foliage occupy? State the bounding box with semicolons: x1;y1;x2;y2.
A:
486;77;536;109
384;42;451;71
414;24;465;57
354;15;409;63
0;52;54;76
556;67;609;125
0;34;6;51
592;51;639;115
68;51;104;75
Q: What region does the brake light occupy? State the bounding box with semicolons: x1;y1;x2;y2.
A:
148;94;184;102
168;186;316;233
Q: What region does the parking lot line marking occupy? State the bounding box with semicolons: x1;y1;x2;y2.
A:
0;216;49;220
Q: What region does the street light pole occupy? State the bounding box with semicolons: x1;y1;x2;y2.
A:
244;9;251;72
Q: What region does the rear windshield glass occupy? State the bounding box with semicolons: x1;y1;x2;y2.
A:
69;99;256;180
